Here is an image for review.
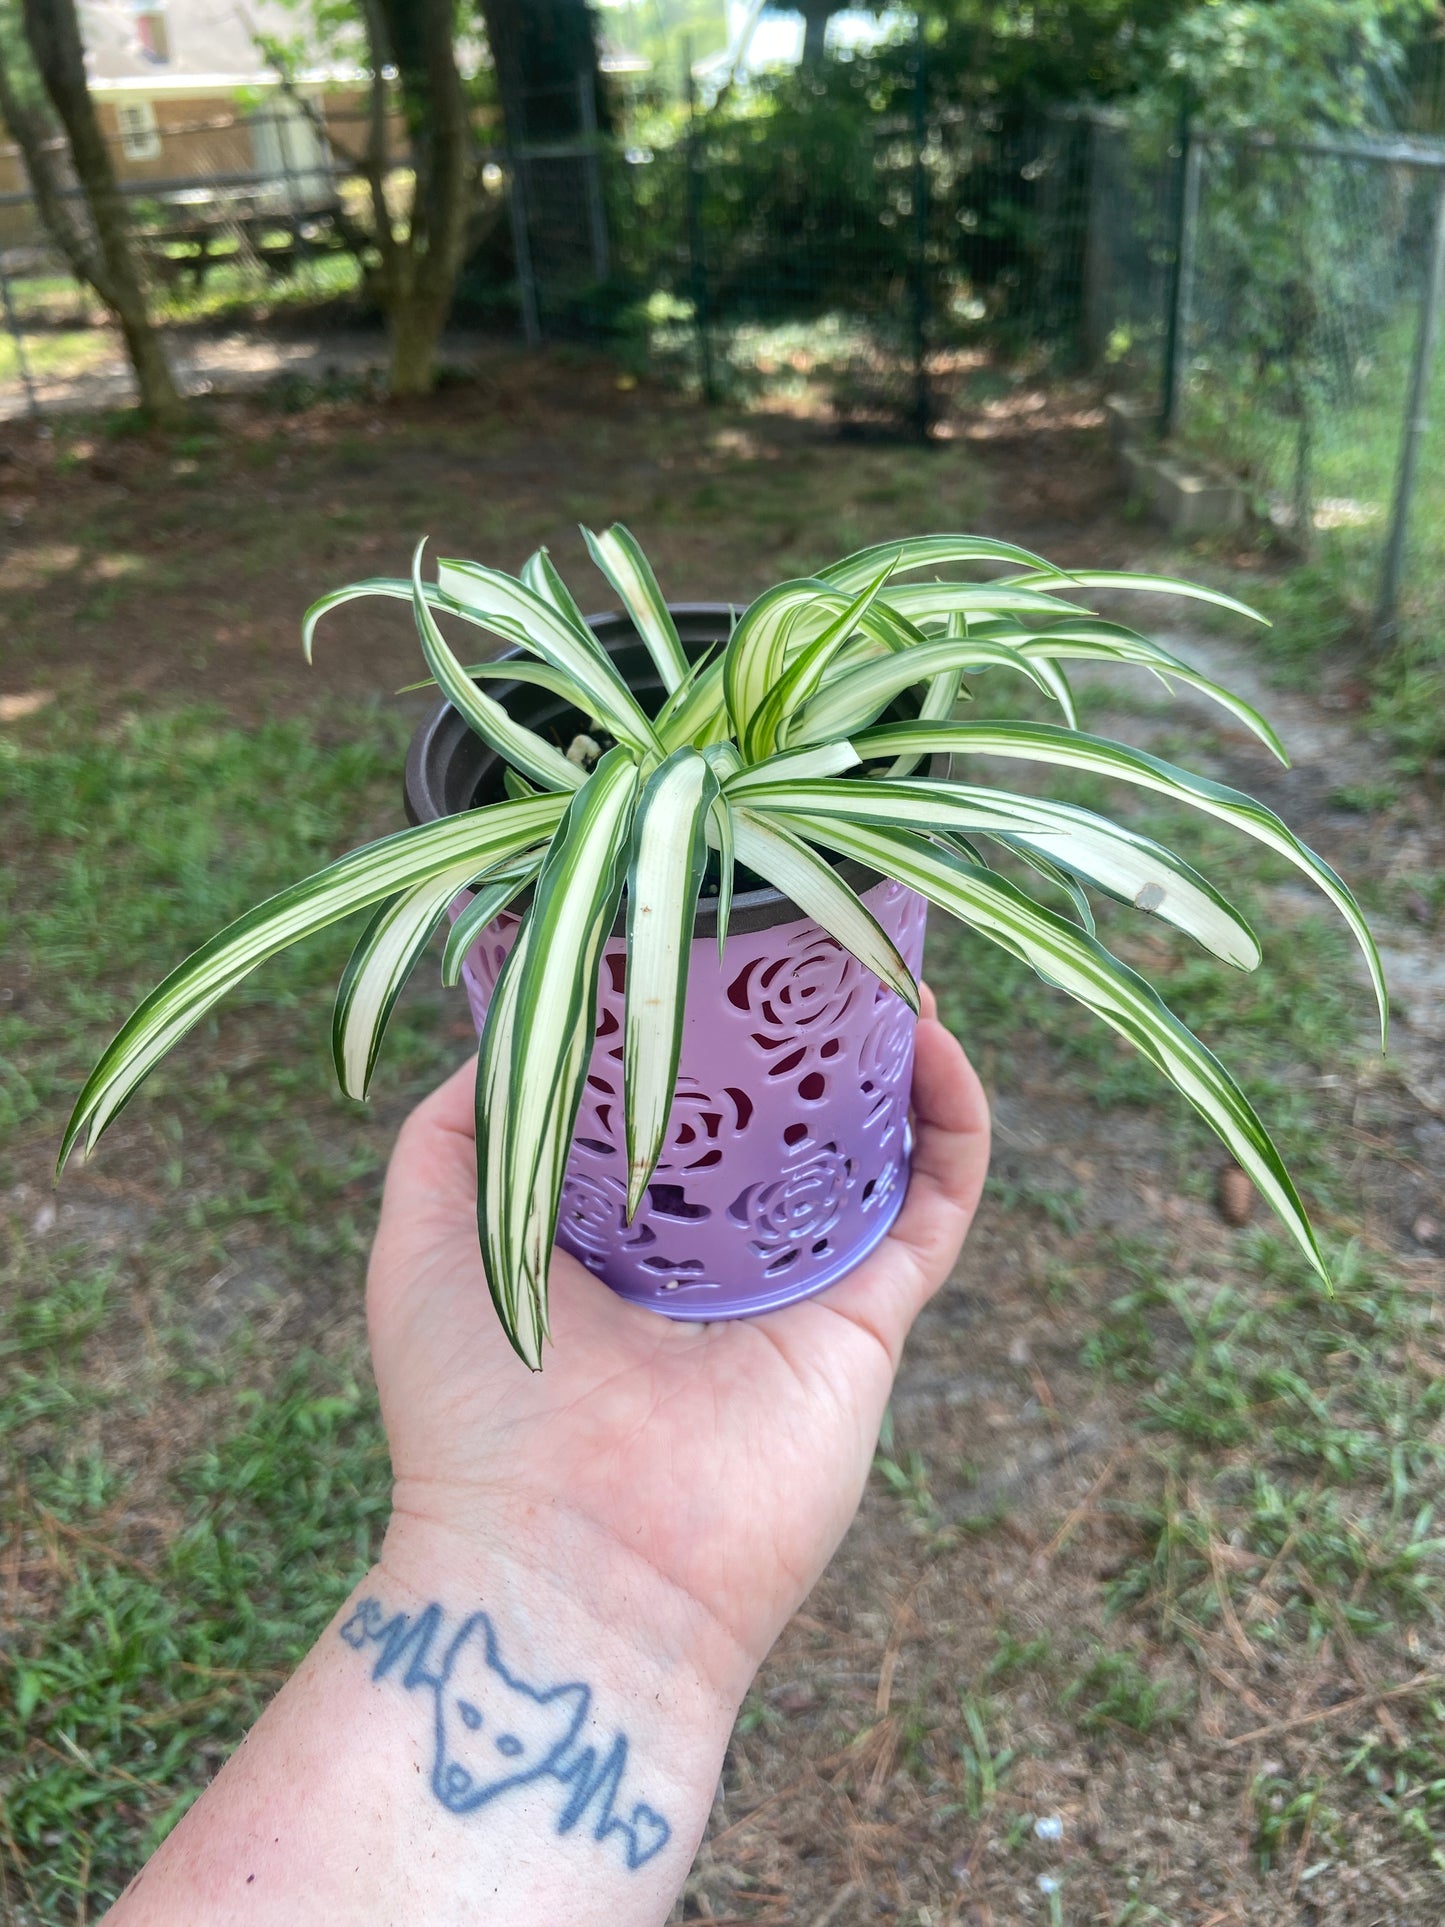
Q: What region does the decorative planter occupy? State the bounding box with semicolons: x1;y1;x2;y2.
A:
405;605;931;1321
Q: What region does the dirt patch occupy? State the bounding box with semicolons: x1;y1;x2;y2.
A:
5;360;1445;1921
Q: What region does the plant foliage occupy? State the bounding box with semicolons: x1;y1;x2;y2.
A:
62;529;1384;1366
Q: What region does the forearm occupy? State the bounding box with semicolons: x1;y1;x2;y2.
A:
104;1528;741;1925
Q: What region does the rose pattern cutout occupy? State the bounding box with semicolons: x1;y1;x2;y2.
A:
571;1075;753;1181
860;1000;914;1090
858;1000;916;1146
557;1170;627;1258
728;1146;850;1255
726;933;860;1049
861;1152;904;1215
451;877;928;1306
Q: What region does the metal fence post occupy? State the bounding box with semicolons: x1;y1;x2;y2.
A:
508;149;542;346
1160;114;1200;439
909;13;930;440
576;69;610;284
1081;114;1112;367
1376;171;1445;644
0;252;39;419
685;51;717;404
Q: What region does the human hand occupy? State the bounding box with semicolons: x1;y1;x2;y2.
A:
368;983;990;1707
101;991;987;1925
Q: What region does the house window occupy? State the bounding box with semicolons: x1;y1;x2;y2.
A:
116;100;162;162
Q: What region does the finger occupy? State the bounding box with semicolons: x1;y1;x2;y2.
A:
384;1051;481;1205
918;978;938;1022
815;1015;989;1365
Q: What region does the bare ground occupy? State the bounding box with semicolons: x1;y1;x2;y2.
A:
3;352;1444;1923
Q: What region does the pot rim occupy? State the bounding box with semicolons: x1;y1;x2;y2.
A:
404;600;946;939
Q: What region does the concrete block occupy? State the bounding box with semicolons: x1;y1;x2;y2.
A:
1121;441;1244;537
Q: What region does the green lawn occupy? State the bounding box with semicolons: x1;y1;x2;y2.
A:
1179;309;1445;778
2;368;1441;1921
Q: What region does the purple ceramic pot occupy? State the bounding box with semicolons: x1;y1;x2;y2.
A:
404;606;934;1321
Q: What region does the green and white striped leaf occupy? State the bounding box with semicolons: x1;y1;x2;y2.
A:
702;743;743;955
437;555;660;751
476;918;534;1353
481;749;641;1360
521;547;592;637
778;816;1328;1281
724;739;860;794
742;776;1260;969
723;581;927;746
302;575;509;664
850;718;1387;1040
795;633;1063;742
333;863;486;1100
877;580;1093;627
709;791;736;960
658;651;729;749
731;810;918;1009
410;546;585;794
745;561;897;760
624;750;719;1217
654;643;718;734
1018;639;1286;764
583;523;691;693
820;534;1062;592
997;618;1287;762
395;657;595;705
879;612;968;777
1005;843;1097;933
724;579;839;744
1002;567;1267;626
60;791;568;1173
1020;655;1078;730
441;851;546;988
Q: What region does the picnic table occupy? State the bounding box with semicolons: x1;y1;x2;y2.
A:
141;196;357;290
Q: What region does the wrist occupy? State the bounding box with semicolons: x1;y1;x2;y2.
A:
330;1535;737;1902
109;1545;736;1925
381;1475;762;1717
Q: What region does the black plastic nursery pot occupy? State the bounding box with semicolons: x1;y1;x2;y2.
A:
404;604;933;1320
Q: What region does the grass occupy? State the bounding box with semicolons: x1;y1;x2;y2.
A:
0;253;366;395
1178;307;1445;779
0;329;114;388
1;366;1439;1919
0;700;460;1918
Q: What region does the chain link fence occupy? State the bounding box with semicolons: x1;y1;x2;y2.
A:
0;101;391;413
1085;113;1445;639
3;74;1443;635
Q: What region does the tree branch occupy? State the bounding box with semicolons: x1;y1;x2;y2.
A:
0;24;114;301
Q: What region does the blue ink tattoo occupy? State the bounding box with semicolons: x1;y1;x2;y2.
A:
338;1596;672;1871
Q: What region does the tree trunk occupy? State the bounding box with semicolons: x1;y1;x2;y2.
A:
20;0;182;423
480;0;610;143
0;22;108;295
800;2;834;69
364;0;473;397
386;293;450;397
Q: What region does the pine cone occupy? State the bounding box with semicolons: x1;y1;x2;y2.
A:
1216;1163;1254;1227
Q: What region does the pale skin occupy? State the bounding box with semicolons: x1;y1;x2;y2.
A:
105;985;989;1924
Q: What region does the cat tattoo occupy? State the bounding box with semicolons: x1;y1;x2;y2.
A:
338;1596;672;1871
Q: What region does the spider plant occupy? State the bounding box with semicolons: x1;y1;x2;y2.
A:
61;528;1385;1368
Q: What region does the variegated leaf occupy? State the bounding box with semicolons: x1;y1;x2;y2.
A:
624;749;719;1216
779;816;1328;1281
849;718;1387;1040
583;523;691;693
61;792;568;1172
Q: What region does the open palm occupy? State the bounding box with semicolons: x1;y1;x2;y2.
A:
367;986;989;1694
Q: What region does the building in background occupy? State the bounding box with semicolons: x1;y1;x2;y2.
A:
0;0;374;243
